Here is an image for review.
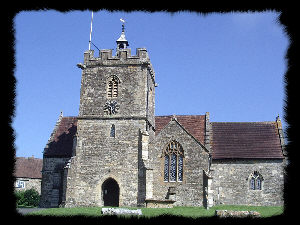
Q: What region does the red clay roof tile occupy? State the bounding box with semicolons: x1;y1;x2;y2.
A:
43;117;77;157
211;122;284;159
155;115;206;144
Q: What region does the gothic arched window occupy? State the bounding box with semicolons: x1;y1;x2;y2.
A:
163;140;184;182
249;171;263;190
107;76;120;98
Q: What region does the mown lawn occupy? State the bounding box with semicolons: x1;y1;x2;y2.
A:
28;205;283;218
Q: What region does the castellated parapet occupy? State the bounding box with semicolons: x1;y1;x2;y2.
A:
83;48;152;67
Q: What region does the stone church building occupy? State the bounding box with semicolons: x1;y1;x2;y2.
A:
40;24;286;208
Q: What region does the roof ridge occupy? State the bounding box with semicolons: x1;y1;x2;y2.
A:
211;121;275;124
155;114;205;117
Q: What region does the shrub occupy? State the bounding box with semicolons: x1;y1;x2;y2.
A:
15;189;40;207
15;190;26;207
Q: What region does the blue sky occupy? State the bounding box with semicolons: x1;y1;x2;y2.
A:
13;10;289;159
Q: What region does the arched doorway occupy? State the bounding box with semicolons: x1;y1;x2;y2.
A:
102;178;120;207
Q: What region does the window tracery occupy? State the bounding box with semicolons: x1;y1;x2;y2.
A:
249;171;263;190
163;140;184;182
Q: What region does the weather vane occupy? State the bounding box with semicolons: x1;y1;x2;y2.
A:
120;18;125;32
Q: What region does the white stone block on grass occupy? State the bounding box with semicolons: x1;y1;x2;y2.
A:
101;208;142;216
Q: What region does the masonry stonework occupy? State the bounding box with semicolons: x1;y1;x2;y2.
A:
210;159;284;206
149;119;210;207
40;26;285;208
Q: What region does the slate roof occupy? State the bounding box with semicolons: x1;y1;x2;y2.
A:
155;115;206;144
43;117;77;157
211;122;284;159
15;157;43;179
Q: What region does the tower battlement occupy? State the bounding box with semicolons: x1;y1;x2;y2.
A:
83;48;150;66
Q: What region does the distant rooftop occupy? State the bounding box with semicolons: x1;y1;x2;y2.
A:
15;156;43;179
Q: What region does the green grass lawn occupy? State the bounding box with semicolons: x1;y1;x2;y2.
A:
28;205;283;218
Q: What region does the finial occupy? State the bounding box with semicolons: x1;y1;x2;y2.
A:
276;114;280;121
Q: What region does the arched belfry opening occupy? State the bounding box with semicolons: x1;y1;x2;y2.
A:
102;178;120;207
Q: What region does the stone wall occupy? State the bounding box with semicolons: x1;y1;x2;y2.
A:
149;118;209;207
64;119;147;207
210;159;284;206
15;178;42;194
40;157;70;207
79;48;155;119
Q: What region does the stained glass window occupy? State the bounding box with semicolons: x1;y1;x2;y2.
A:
249;171;263;190
178;155;183;182
250;177;255;190
170;153;177;181
164;155;169;182
256;178;261;190
163;140;184;182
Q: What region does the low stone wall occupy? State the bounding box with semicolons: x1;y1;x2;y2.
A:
145;199;175;208
215;210;261;218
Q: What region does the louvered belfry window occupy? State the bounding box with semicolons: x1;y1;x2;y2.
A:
107;76;119;98
163;140;184;182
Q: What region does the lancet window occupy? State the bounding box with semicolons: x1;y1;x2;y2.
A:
163;140;184;182
110;124;115;137
249;171;263;190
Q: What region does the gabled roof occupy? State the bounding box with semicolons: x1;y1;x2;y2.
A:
15;157;43;179
43;115;283;160
211;122;284;159
155;115;206;144
43;117;77;157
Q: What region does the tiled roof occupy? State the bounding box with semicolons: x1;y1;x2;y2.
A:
211;122;284;159
155;115;206;144
15;157;43;179
43;116;283;160
43;117;77;157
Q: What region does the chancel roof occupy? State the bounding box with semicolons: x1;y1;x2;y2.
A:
211;122;284;159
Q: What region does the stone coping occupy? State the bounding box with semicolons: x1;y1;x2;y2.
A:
145;199;176;203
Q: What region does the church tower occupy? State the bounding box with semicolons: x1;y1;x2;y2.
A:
64;21;156;207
